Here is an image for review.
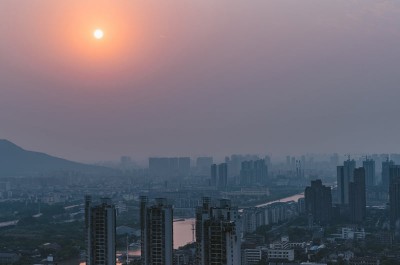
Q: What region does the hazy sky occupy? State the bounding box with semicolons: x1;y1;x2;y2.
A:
1;0;400;162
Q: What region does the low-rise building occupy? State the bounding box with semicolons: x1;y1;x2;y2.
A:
0;253;20;264
267;249;295;261
331;227;366;240
349;257;380;265
341;227;366;240
242;248;262;265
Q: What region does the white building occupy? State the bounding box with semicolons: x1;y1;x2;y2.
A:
242;208;257;233
300;262;327;265
241;248;262;265
332;227;366;240
267;249;294;261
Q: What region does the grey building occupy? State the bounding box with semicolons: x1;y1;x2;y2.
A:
210;163;228;188
140;196;173;265
85;196;116;265
149;157;191;178
382;158;394;190
225;154;259;177
196;157;213;176
391;154;400;164
0;253;20;264
211;164;217;187
337;159;356;205
240;159;268;186
389;165;400;229
349;168;366;223
363;158;375;187
195;198;241;265
305;179;332;224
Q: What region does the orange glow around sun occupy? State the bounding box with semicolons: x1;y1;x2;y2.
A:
18;1;150;85
48;1;144;67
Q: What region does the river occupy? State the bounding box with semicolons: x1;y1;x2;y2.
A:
129;218;195;256
130;192;304;256
255;192;304;208
0;220;18;228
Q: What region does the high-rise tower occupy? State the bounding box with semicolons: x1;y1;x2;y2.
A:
211;164;217;187
218;163;228;188
304;179;332;224
195;198;241;265
389;165;400;229
140;197;173;265
363;158;375;187
85;196;116;265
382;158;395;190
210;163;228;188
337;159;356;205
349;168;366;223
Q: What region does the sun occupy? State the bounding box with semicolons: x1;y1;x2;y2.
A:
93;29;104;40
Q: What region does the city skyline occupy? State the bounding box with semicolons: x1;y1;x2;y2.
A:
2;1;400;161
2;1;400;264
2;138;400;165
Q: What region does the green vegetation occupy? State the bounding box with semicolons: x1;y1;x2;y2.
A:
0;220;84;259
0;201;83;264
0;200;143;263
0;201;65;222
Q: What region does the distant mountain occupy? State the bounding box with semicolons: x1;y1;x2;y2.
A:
0;139;117;177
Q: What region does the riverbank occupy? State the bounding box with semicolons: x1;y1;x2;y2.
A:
255;192;304;208
237;188;304;208
57;192;305;265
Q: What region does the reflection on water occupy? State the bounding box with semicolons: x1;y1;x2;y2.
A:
0;220;18;228
255;192;304;208
131;218;195;256
172;218;195;248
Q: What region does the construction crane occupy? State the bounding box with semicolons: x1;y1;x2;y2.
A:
191;222;195;243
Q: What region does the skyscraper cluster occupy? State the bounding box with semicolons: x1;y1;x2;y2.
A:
196;157;213;176
211;163;228;188
337;159;356;206
82;156;400;265
336;159;366;223
240;159;268;186
149;157;191;178
225;154;260;177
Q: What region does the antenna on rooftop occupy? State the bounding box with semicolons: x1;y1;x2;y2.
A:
126;234;129;264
